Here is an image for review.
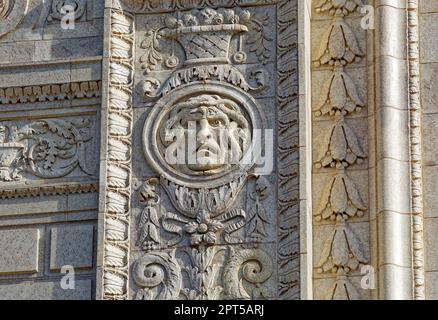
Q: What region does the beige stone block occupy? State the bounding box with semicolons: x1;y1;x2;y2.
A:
419;62;438;114
0;42;35;66
71;61;102;82
420;1;438;13
34;37;103;62
424;218;438;271
0;228;39;275
0;195;68;217
0;64;71;88
420;12;438;63
423;166;438;218
422;113;438;165
426;271;438;299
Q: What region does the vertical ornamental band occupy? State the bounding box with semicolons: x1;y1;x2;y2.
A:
98;6;135;300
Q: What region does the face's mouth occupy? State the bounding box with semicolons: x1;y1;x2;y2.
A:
196;141;220;157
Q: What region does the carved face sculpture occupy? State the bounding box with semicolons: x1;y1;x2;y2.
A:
161;95;251;175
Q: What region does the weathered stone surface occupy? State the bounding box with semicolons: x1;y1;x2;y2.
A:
0;280;92;300
50;224;94;270
2;0;438;301
0;228;39;275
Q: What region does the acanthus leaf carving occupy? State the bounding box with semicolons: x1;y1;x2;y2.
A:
140;29;163;74
245;11;273;64
0;118;97;182
180;246;224;300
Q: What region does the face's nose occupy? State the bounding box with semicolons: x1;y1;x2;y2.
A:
197;118;212;144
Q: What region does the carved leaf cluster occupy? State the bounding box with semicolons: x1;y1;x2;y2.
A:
316;120;365;168
140;30;163;74
315;172;366;221
315;68;364;116
317;222;368;274
314;19;363;67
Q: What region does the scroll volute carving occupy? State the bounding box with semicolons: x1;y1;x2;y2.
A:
0;119;97;182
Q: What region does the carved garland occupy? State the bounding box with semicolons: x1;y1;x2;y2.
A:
313;0;369;300
102;9;135;300
407;0;425;300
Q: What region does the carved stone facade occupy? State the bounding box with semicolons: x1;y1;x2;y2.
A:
1;0;438;300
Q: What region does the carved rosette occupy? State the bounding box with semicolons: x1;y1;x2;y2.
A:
312;0;370;299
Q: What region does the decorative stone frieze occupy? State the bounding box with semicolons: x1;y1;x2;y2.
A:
311;0;372;300
98;0;300;300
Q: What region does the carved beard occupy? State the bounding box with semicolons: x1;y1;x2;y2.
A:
0;0;9;19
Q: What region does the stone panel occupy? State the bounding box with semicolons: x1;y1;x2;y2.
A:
98;0;300;300
50;224;94;270
0;228;39;275
0;280;92;300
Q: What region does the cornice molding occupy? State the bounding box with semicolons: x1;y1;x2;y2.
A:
0;81;102;105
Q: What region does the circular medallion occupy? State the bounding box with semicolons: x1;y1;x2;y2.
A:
143;82;266;189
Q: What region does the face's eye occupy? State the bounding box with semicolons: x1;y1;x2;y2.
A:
209;119;224;127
